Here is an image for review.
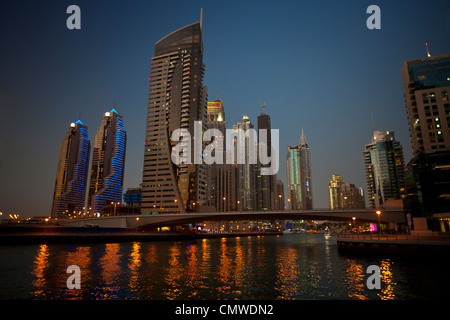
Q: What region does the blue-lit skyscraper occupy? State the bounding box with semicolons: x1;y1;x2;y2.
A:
88;109;127;216
51;120;90;218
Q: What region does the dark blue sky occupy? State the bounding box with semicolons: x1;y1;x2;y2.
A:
1;0;450;217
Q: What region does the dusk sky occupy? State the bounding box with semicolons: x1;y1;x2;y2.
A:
1;0;450;218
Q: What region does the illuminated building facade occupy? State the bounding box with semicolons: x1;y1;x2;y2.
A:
286;129;313;210
141;15;208;213
51;120;90;218
328;174;365;210
364;130;405;209
88;109;127;216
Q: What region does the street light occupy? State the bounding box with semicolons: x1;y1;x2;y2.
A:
376;210;381;234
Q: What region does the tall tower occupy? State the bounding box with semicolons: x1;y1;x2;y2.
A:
401;53;450;155
364;130;405;208
286;129;313;210
257;104;274;211
206;100;229;211
141;15;208;213
51;120;90;218
235;115;257;211
401;52;450;220
299;129;313;209
88;109;127;216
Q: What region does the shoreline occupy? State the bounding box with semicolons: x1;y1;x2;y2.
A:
0;225;283;244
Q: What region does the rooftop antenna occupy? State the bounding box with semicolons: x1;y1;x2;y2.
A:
426;42;431;57
261;101;266;114
371;112;376;131
200;8;203;32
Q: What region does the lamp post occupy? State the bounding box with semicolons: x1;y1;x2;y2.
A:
352;217;356;233
376;210;381;235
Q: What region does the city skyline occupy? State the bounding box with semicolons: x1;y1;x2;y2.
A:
1;1;450;217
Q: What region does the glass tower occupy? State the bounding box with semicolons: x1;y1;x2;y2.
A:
141;15;208;213
364;130;405;209
51;120;90;218
286;129;313;210
88;109;127;216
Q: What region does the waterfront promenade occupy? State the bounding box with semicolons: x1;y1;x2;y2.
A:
337;232;450;254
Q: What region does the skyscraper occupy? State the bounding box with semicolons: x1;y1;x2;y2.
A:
206;100;230;211
257;104;274;211
401;52;450;221
364;130;405;209
88;109;127;216
141;14;208;213
299;129;313;209
51;120;90;218
235;115;257;211
286;129;313;210
401;53;450;154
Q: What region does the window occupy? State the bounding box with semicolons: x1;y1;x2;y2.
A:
443;91;448;102
432;105;439;116
422;93;429;104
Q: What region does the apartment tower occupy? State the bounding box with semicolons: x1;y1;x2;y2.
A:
51;120;90;218
141;13;208;213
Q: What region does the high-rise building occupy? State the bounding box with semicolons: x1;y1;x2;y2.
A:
328;174;365;210
51;120;90;218
364;130;405;209
235;115;257;211
141;14;208;213
274;178;285;211
257;104;274;211
286;129;313;210
401;53;450;155
206;100;231;211
401;52;450;223
328;174;344;210
299;129;313;209
88;109;127;216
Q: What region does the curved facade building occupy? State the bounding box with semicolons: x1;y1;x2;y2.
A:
142;17;208;214
51;120;90;218
88;109;127;215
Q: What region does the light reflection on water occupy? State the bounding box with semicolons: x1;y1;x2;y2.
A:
0;233;448;299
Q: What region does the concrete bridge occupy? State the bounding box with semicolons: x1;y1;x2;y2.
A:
58;209;406;229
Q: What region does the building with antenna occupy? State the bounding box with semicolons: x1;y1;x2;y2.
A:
401;50;450;225
286;129;313;210
51;120;90;218
257;103;274;211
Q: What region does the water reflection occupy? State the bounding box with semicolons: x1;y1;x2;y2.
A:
31;244;49;297
23;235;411;300
128;242;142;294
163;243;183;299
345;259;367;300
275;247;299;299
98;243;122;299
378;259;396;300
